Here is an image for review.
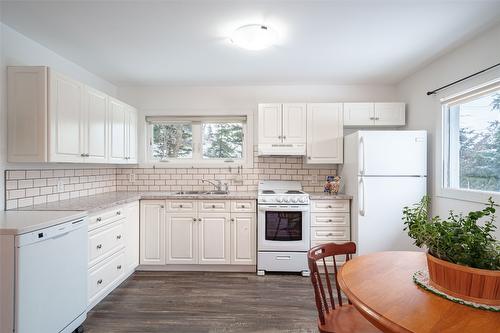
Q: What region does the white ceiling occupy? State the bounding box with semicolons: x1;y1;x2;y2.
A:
1;0;500;86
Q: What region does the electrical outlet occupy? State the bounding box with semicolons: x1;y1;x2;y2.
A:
129;173;136;183
57;180;64;193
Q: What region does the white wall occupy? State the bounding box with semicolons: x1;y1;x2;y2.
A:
0;23;118;210
397;23;500;222
118;84;399;162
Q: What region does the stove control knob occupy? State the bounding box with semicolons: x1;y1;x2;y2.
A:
276;197;283;203
290;198;297;203
299;197;306;203
260;198;266;202
283;197;289;202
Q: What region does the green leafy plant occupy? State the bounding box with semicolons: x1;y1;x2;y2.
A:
403;196;500;270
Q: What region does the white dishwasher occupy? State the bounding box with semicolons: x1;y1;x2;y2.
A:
15;217;88;333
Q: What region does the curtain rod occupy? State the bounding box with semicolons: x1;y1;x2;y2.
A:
426;62;500;96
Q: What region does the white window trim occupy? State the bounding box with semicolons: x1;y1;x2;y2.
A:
143;114;254;168
437;77;500;204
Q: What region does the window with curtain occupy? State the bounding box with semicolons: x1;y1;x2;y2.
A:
147;116;247;164
442;83;500;194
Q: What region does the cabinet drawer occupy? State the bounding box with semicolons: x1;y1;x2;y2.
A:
311;200;349;213
88;220;124;267
89;207;125;230
198;200;230;212
168;200;196;212
230;200;256;212
88;250;125;304
311;227;350;242
311;212;349;227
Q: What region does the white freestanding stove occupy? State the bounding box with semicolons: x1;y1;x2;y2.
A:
257;181;310;276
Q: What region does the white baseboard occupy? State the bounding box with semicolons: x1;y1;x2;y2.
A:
137;264;256;272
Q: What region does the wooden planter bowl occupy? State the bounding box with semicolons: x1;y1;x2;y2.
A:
426;253;500;306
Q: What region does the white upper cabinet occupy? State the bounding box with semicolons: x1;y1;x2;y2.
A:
258;103;282;144
84;86;108;163
109;98;127;163
7;66;138;164
343;103;374;127
49;70;85;162
306;103;343;164
343;102;405;127
282;103;307;143
374;103;406;126
126;105;138;163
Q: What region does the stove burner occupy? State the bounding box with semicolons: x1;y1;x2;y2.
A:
262;190;275;194
285;190;303;194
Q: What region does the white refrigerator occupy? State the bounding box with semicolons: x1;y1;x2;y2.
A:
340;130;427;255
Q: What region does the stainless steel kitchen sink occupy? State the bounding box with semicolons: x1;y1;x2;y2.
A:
174;190;229;195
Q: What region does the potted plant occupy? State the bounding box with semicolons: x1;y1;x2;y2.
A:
403;196;500;305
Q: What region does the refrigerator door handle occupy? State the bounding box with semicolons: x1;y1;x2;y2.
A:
359;177;366;216
360;136;366;175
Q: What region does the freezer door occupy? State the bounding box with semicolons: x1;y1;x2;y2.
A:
355;176;426;256
359;131;427;176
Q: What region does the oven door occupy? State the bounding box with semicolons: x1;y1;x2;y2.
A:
258;204;310;252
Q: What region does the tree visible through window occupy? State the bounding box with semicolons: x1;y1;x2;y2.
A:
202;122;243;159
449;90;500;193
152;123;193;159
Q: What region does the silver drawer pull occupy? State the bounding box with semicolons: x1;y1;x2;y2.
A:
96;217;102;222
212;204;216;208
328;219;333;222
276;256;291;260
116;235;122;240
327;233;334;236
160;205;164;208
180;204;183;208
117;265;122;270
241;205;246;208
193;218;197;221
97;279;103;285
198;218;202;222
116;211;121;215
96;244;102;249
327;205;332;208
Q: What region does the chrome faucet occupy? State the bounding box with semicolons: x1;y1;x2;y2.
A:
201;179;228;192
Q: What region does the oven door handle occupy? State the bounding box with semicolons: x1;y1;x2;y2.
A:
258;205;309;212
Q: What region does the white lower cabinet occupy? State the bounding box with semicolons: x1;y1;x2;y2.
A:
310;199;351;266
140;199;256;267
166;213;198;264
87;201;139;310
198;213;231;264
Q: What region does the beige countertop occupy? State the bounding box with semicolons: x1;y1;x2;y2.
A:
0;210;87;235
308;192;353;200
17;191;258;214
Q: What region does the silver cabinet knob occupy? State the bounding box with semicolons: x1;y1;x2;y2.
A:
96;217;102;222
97;279;103;285
198;218;202;222
328;219;333;222
230;218;235;222
117;265;122;270
308;156;312;160
96;244;102;249
193;218;197;221
160;205;164;208
180;204;183;208
116;211;121;215
80;153;85;157
327;205;332;208
212;204;216;208
327;233;334;236
283;136;286;140
241;205;245;208
116;235;122;240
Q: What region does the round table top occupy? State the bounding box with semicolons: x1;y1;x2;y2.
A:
337;251;500;333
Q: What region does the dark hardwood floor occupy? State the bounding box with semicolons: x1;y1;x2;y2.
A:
84;271;319;333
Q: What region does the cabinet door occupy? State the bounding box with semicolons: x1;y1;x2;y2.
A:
7;66;48;162
306;103;343;164
126;106;138;163
84;86;108;163
124;201;140;272
374;103;405;126
198;213;231;264
49;70;85;162
343;103;374;127
230;213;256;265
166;213;198;264
139;201;165;265
282;103;307;143
109;98;126;163
258;104;282;144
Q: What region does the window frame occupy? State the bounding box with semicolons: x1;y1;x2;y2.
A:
145;115;252;167
439;78;500;204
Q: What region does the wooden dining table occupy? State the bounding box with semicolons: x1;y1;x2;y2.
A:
337;251;500;333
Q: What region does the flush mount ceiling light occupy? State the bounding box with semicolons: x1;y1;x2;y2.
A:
230;24;278;51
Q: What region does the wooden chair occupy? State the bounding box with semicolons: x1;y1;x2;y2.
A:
307;242;381;333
